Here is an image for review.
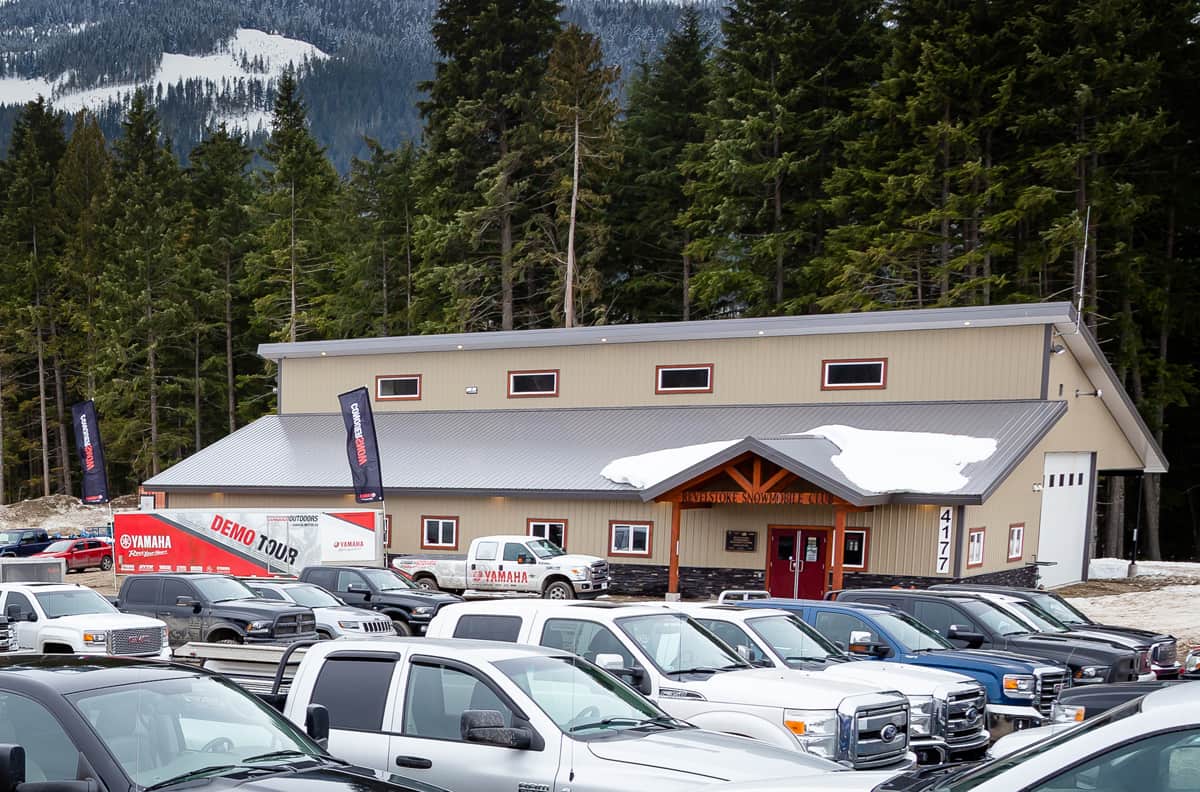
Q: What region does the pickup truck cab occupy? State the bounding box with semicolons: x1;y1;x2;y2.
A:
0;529;53;558
180;638;882;792
117;573;317;646
0;654;441;792
299;566;461;635
729;596;1069;734
393;535;611;599
240;578;396;639
428;600;915;770
930;583;1182;678
0;582;169;659
31;538;114;572
663;603;989;764
834;589;1140;685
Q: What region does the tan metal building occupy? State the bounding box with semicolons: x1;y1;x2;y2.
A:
144;303;1165;597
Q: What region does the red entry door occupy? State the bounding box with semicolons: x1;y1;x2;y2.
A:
766;528;828;599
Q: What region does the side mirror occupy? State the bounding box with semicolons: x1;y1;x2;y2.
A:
305;704;330;749
4;606;20;623
848;641;892;658
346;584;366;594
849;630;874;644
947;627;985;649
0;744;25;792
175;596;201;612
734;644;752;661
595;653;625;671
460;710;531;749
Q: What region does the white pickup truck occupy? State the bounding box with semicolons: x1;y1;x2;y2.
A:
0;581;169;658
427;600;916;770
393;535;611;599
176;638;897;792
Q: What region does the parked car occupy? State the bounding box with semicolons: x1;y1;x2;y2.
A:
428;600;916;770
662;603;989;764
1;582;169;658
833;589;1140;685
299;565;461;635
930;582;1182;678
116;573;317;646
392;535;611;598
239;577;396;639
31;538;114;572
0;654;445;792
182;637;890;791
727;595;1069;735
0;528;54;558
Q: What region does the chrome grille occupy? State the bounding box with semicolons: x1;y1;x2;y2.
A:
943;688;987;745
1153;639;1177;665
273;613;317;637
851;703;909;768
590;561;609;581
0;620;14;652
110;627;163;656
363;619;394;634
1034;669;1070;716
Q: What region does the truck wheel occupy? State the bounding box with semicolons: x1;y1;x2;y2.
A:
543;581;575;600
392;621;413;637
100;555;113;571
209;632;243;645
414;576;439;591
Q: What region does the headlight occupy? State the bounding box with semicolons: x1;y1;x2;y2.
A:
907;695;935;737
160;627;169;647
569;567;585;577
1074;666;1107;681
1186;651;1200;674
783;709;839;759
411;607;433;616
1002;674;1035;699
246;620;272;634
83;632;107;645
1051;702;1085;723
337;621;363;630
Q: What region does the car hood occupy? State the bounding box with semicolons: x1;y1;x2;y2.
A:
697;770;898;791
48;613;164;630
210;762;449;792
1004;634;1130;665
904;648;1045;673
209;599;312;620
586;727;842;781
1074;623;1172;644
1056;628;1142;650
820;661;977;695
315;606;390;622
692;667;881;708
373;589;462;605
987;722;1074;759
30;551;69;558
545;554;605;569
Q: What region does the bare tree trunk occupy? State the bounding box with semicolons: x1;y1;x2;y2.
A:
0;361;6;504
499;130;514;331
224;254;236;434
51;319;72;494
983;129;992;305
939;100;951;299
773;130;784;305
148;288;159;476
194;330;202;453
1104;476;1125;558
1142;207;1175;561
289;179;298;343
34;307;51;497
564;114;580;328
682;230;692;321
404;200;413;334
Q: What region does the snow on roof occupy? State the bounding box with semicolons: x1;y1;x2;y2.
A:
599;440;739;490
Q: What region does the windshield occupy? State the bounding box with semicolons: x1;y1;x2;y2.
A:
958;599;1028;636
496;656;671;735
935;696;1143;790
748;615;843;664
360;568;416;591
284;585;341;608
35;589;117;618
617;613;748;675
68;673;319;789
192;577;257;603
876;612;954;652
1030;591;1091;625
527;539;565;559
42;540;75;553
0;533;22;544
1012;601;1069;632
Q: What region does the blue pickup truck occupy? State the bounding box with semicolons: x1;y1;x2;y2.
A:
731;596;1072;735
0;528;53;557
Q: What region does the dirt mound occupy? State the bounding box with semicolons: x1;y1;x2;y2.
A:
0;494;118;534
1057;576;1200;597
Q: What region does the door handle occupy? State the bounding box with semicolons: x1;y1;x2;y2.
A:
395;755;432;769
788;558;797;572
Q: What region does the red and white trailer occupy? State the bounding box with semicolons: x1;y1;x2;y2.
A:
114;509;384;577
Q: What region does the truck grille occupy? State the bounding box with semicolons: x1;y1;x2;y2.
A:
1034;669;1070;716
110;627;164;656
1152;639;1177;665
942;688;988;745
0;620;14;652
273;614;317;637
363;619;395;634
1112;655;1137;681
851;702;909;769
590;561;609;581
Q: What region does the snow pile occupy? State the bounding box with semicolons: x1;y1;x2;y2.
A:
1067;585;1200;654
0;494;114;535
1089;558;1200;580
600;440;738;490
799;425;996;494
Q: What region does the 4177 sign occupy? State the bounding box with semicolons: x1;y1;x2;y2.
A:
936;507;953;574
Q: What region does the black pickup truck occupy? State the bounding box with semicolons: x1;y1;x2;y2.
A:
0;655;445;792
0;529;54;558
116;573;318;646
299;566;461;635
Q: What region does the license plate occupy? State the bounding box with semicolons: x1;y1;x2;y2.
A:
1052;683;1063;693
599;582;607;589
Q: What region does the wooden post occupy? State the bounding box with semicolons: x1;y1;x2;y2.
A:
668;499;682;597
831;505;847;592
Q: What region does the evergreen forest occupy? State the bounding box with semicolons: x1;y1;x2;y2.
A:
0;0;1197;563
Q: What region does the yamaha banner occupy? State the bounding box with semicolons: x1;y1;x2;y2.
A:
71;400;111;504
337;387;385;503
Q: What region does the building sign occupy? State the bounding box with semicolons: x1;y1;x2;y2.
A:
682;491;834;505
936;507;953;574
724;531;758;552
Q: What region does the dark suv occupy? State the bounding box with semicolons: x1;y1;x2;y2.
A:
835;588;1141;685
300;566;461;635
117;573;317;646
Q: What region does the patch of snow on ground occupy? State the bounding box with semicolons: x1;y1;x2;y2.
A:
799;425;997;494
0;494;114;536
1067;585;1200;653
1089;557;1200;580
600;440;739;489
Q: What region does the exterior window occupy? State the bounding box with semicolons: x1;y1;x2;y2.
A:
508;369;558;398
528;519;567;550
453;615;523;643
310;657;396;732
843;529;869;569
822;358;887;390
1007;523;1025;561
421;516;458;550
375;374;421;401
403;663;513;740
655;364;713;394
609;521;652;557
967;527;986;568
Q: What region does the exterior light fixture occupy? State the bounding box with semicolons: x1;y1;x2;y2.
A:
465;386;478;395
1050;344;1066;355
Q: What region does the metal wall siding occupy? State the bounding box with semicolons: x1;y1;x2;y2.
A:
279;325;1045;414
963;446;1046;575
866;504;941;576
1045;347;1141;470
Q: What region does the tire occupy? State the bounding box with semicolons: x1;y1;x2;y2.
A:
209;632;243;645
414;576;439;591
316;630;334;641
392;620;413;637
100;555;113;571
543;581;575;600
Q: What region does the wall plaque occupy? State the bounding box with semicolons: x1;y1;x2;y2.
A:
725;530;758;552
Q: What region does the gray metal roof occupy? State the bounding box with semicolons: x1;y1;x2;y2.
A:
258;302;1076;360
146;400;1067;506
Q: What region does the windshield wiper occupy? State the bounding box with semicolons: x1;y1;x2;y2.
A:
142;764;275;790
571;716;681;733
242;749;331;765
785;655;831;662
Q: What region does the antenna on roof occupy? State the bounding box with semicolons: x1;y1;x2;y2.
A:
1075;206;1090;334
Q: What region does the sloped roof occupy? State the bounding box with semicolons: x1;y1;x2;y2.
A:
145;400;1066;505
